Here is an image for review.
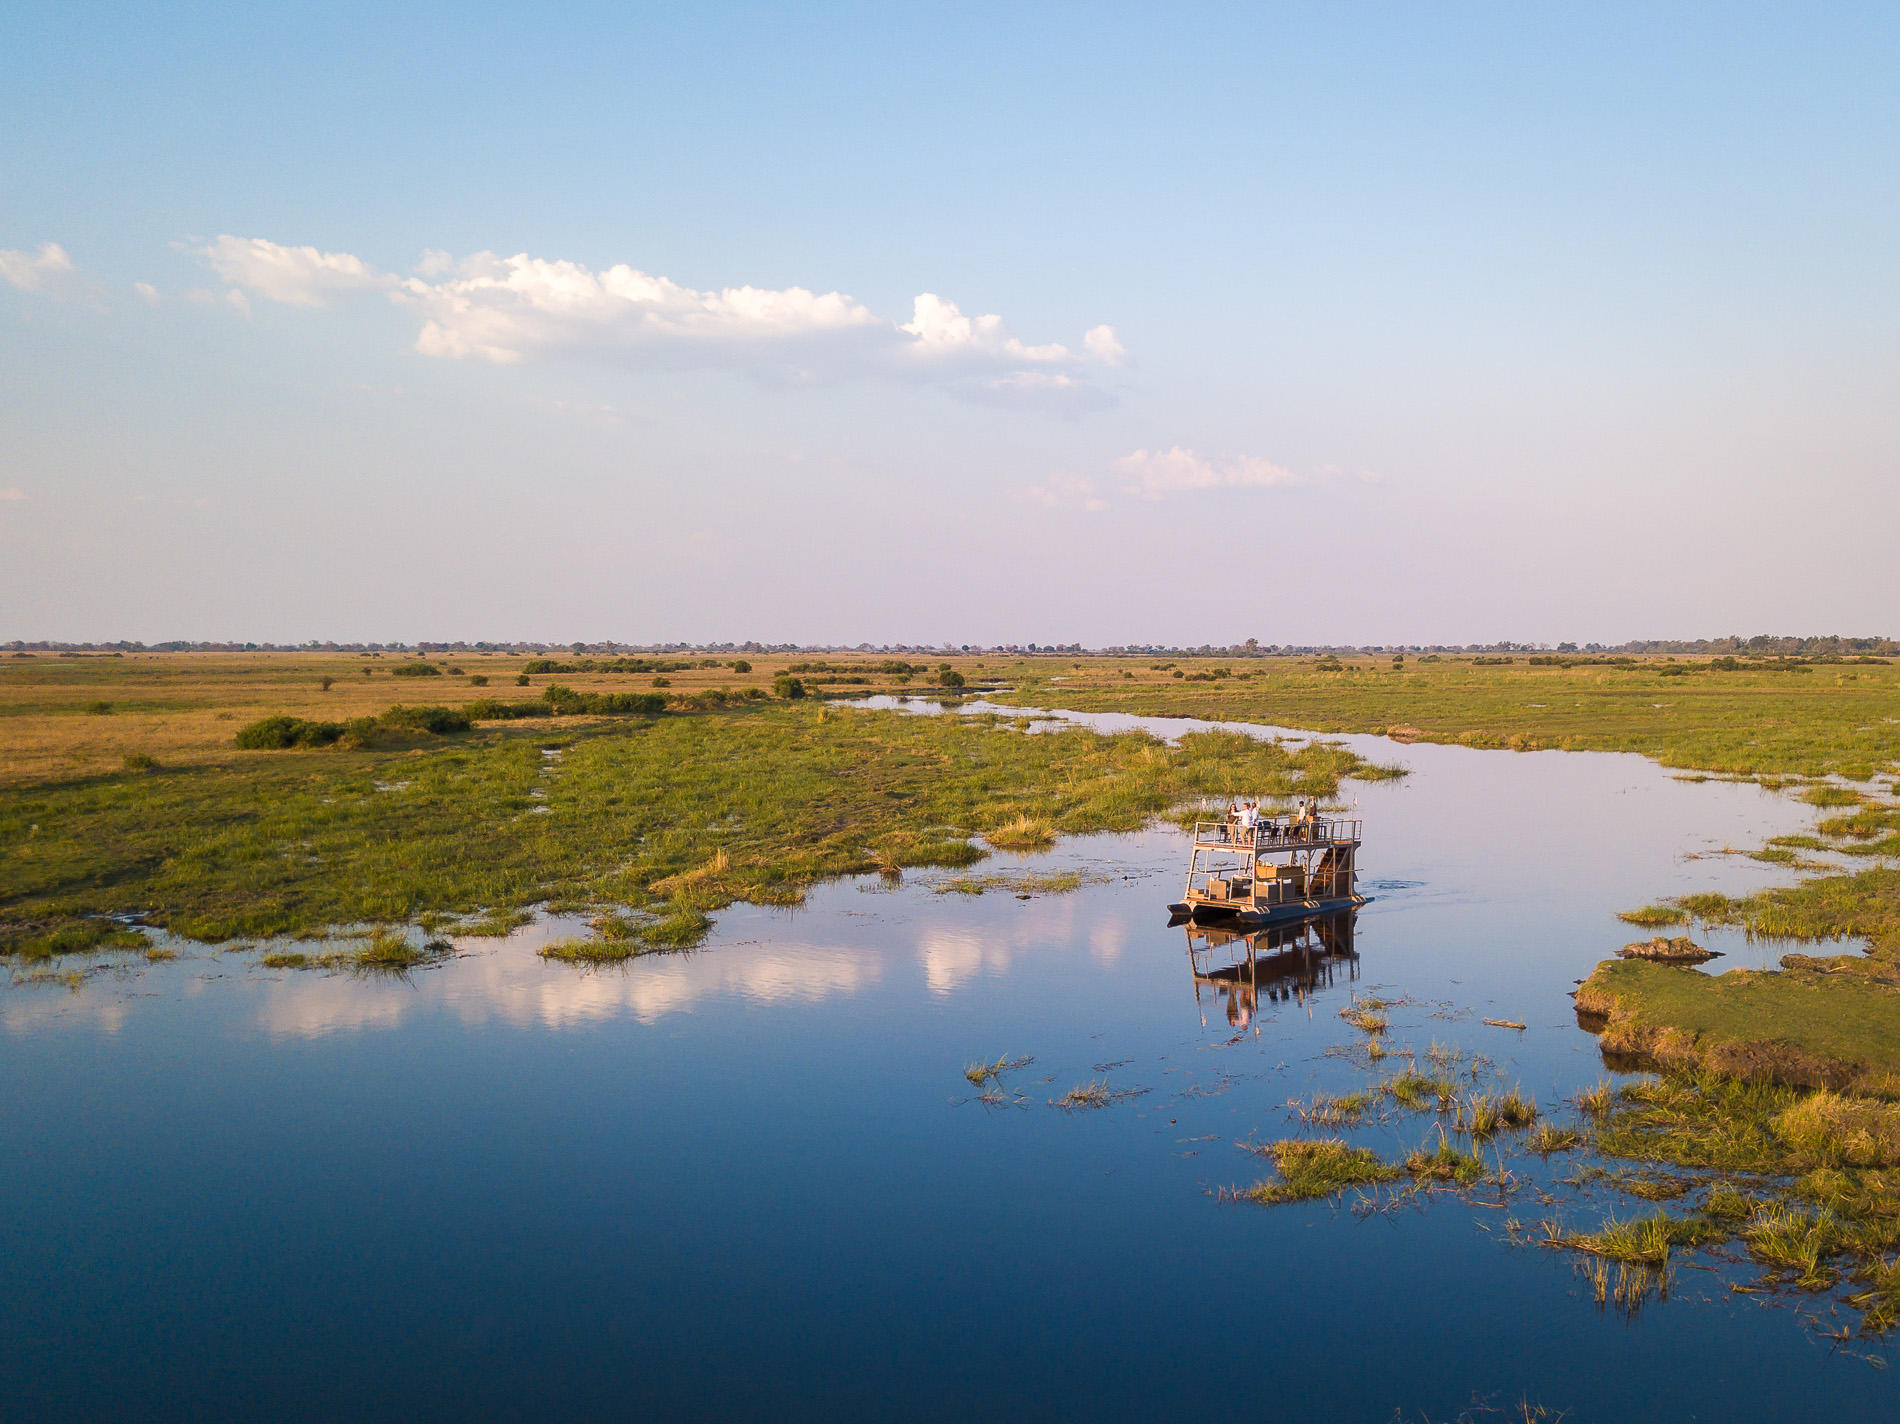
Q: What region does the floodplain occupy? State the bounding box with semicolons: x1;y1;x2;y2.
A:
4;651;1900;1421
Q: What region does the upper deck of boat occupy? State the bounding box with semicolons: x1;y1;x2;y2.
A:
1190;818;1362;853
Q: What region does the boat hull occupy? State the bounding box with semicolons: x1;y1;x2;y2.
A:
1168;893;1369;928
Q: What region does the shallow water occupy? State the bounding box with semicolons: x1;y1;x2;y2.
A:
3;710;1891;1422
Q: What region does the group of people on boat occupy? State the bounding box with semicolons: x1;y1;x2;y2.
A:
1221;796;1323;841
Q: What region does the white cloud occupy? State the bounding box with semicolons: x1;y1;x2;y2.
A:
0;242;103;305
132;281;160;302
1021;470;1108;512
197;236;1124;405
1083;324;1127;365
398;250;883;366
0;241;76;293
199;235;391;307
224;288;252;319
1114;446;1305;500
899;293;1070;366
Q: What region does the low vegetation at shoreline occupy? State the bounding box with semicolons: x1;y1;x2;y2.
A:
1;656;1394;958
1532;1073;1900;1329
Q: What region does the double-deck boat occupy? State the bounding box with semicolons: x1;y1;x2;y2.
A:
1167;810;1368;928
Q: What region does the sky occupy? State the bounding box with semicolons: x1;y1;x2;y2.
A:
3;2;1896;647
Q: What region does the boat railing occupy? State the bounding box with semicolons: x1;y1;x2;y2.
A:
1192;818;1360;850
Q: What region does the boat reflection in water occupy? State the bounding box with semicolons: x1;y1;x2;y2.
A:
1185;912;1358;1032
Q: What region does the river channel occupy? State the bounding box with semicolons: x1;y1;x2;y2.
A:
2;704;1890;1421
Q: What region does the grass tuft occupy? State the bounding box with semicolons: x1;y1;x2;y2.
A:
1244;1139;1401;1202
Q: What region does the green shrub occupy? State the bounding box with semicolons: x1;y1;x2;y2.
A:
122;752;159;772
773;675;806;699
84;701;113;715
376;704;472;735
731;659;752;673
469;674;488;686
392;663;442;678
234;715;345;749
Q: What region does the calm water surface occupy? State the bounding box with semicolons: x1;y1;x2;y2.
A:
4;709;1892;1422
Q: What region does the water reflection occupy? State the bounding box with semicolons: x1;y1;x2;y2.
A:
1185;912;1359;1031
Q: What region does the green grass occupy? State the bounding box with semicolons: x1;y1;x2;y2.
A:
1578;955;1900;1098
1382;1070;1459;1111
1405;1133;1485;1185
996;653;1900;780
539;938;639;964
350;929;445;971
1541;1212;1721;1267
1461;1088;1538;1137
1244;1139;1401;1202
1;919;149;960
964;1053;1034;1085
1551;1072;1900;1328
1744;1204;1846;1289
1617;905;1689;928
1294;1090;1375;1126
1527;1125;1582;1154
1;700;1387;953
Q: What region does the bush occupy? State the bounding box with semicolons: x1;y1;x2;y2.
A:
84;701;113;715
938;670;966;688
541;685;666;716
468;674;488;686
652;676;670;688
773;675;806;699
319;676;334;691
731;659;751;673
392;663;442;678
123;752;159;772
377;704;472;735
516;674;530;687
234;715;344;749
235;704;470;749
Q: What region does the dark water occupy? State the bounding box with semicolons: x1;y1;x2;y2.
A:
4;711;1892;1422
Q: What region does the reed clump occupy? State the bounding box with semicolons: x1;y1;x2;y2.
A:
1461;1088;1538;1137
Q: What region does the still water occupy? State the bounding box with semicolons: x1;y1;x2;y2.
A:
3;709;1891;1422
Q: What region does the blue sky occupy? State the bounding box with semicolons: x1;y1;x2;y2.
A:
3;3;1896;644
